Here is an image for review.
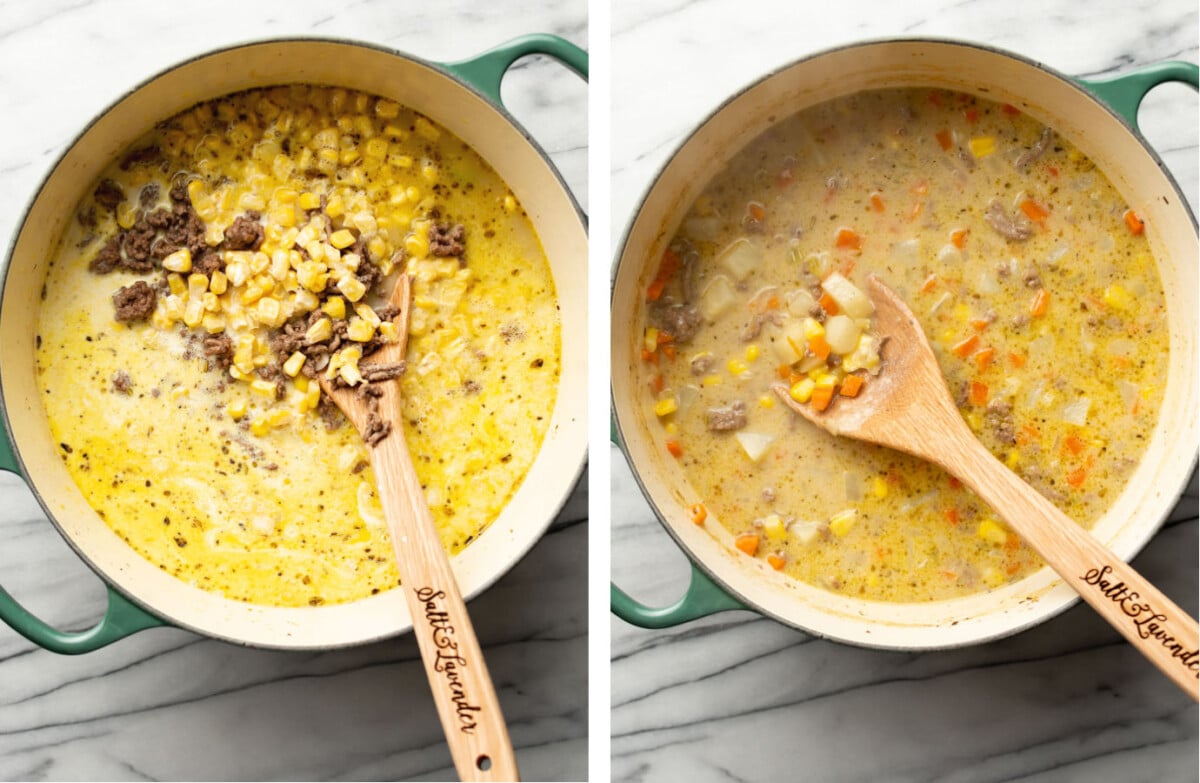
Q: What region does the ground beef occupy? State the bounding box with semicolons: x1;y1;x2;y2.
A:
984;400;1016;444
164;208;207;256
120;146;162;171
1015;127;1054;171
223;212;264;251
984;199;1033;242
195;249;225;275
429;222;466;257
363;413;392;446
139;182;160;208
360;361;406;382
145;208;174;230
202;335;234;369
122;220;158;270
690;353;714;375
356;255;383;292
1023;267;1042;288
706;400;748;432
741;311;783;341
169;178;190;204
111;370;132;394
654;303;703;343
89;236;124;273
94;180;124;211
112;281;157;323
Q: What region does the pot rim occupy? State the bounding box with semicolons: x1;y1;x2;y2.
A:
611;36;1198;649
0;35;587;649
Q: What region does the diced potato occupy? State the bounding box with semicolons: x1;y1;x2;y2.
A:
824;314;862;355
786;289;817;317
772;319;807;364
735;431;776;462
698;275;737;321
977;519;1009;546
717;238;763;281
821;272;874;318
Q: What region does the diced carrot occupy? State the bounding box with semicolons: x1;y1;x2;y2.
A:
965;108;979;123
748;202;766;222
776;168;794;188
659;248;681;278
1047;165;1060;178
840;374;864;398
970;319;991;333
1017;425;1040;446
661;345;676;360
1030;288;1050;317
1020;199;1050;222
808;334;832;361
766;553;787;570
656;331;674;345
1124;209;1145;235
910;180;929;195
734;533;760;556
928;92;943;107
935;129;952;150
869;192;885;212
646;278;667;301
788;371;804;386
840;257;857;276
690;502;707;526
1063;433;1085;455
1008;351;1027;368
950;228;968;249
818;291;840;316
835;227;862;250
650;374;664;395
948;476;963;489
1066;467;1088;488
944;508;960;526
920;274;939;294
811;386;835;412
974;347;995;371
1004;535;1020;552
766;295;781;310
641;348;658;363
665;439;682;458
1006;560;1022;575
777;364;793;380
908;200;924;221
951;334;980;358
1002;103;1020;116
969;381;989;406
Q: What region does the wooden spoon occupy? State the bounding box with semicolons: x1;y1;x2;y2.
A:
319;273;520;780
773;275;1199;700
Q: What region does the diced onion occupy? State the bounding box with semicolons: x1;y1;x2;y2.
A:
844;471;863;502
684;216;721;242
1107;337;1136;358
976;271;1000;295
935;243;962;265
791;520;822;545
787;289;817;317
891;238;921;266
676;384;700;413
748;286;780;313
1117;380;1140;411
735;431;777;463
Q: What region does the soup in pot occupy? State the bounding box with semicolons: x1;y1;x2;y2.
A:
37;85;561;607
637;87;1166;602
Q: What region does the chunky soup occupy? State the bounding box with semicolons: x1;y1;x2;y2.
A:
638;88;1166;602
38;85;560;607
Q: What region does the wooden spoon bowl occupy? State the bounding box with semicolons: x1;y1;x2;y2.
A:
320;273;519;781
774;275;1199;700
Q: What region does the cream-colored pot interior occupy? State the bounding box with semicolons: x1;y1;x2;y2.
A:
612;40;1197;649
0;40;587;649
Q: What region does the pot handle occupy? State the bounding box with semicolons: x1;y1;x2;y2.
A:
0;429;165;654
442;33;587;106
612;563;746;628
609;421;747;627
1079;60;1199;127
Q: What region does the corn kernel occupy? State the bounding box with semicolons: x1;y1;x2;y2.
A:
337;275;367;302
421;165;438;184
330;229;357;249
208;270;228;295
664;422;678;435
745;344;761;362
187;273;208;297
227;399;247;421
322;296;346;319
968;137;996;158
1103;284;1133;311
250;416;271;437
167;273;187;297
182;298;205;329
829;509;858;537
201;313;225;334
163;248;193;273
354;303;381;327
762;515;787;541
298;191;321;211
283;351;307;377
305;317;333;343
983;567;1007;589
803;317;825;341
379;321;399;342
225;257;250;286
201;292;220;312
654;396;678;417
503;194;517;212
325;195;345;218
116;201;138;230
346;317;376;342
978;519;1009;546
375;99;400;118
870;476;888;499
758;395;775;409
701;374;722;387
790;378;815;403
414;116;440;141
250;379;278;398
727;359;748;376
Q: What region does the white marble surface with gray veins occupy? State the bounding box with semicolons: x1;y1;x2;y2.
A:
611;1;1198;781
0;1;587;780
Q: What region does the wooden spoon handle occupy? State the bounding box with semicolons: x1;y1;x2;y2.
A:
370;434;519;781
938;429;1199;700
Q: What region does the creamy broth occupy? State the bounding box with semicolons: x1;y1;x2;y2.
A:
37;86;560;607
639;88;1166;602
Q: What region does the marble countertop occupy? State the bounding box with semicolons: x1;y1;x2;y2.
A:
610;1;1198;782
0;1;586;781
